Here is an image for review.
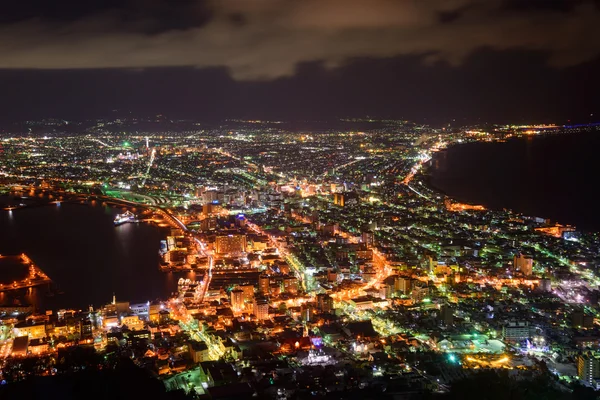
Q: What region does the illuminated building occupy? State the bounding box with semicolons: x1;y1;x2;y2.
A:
267;192;283;208
103;316;119;328
282;276;298;294
362;270;376;282
535;224;575;238
13;321;46;340
258;274;270;294
158;310;171;324
53;324;70;337
539;278;552;292
321;223;339;236
203;203;214;216
167;236;182;251
349;297;374;310
317;294;334;313
356;248;373;260
29;339;49;356
130;303;149;315
189;341;210;363
121;315;144;330
513;253;533;276
200;217;217;231
411;286;428;303
11;336;29;357
149;302;164;323
327;269;338;283
104;297;130;316
269;283;282;296
301;303;315;322
445;200;485;212
365;287;383;299
202;190;223;204
79;318;93;338
230;288;244;313
165;250;186;263
239;285;255;303
502;321;531;341
215;234;247;255
578;354;600;385
333;192;358;207
361;231;374;248
394;276;412;294
253;297;269;321
380;284;392;299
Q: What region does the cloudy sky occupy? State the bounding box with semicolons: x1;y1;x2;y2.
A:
1;0;599;124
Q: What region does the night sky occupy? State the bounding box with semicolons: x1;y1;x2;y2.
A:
1;0;599;124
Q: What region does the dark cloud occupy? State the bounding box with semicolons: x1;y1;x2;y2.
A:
0;0;598;80
1;49;598;125
503;0;589;12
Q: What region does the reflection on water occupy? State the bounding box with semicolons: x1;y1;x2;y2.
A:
0;198;181;311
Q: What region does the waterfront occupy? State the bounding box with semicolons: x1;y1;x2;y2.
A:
430;130;600;232
1;122;600;396
0;199;196;311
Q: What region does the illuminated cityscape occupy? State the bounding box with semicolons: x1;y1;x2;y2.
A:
1;0;600;398
0;118;599;399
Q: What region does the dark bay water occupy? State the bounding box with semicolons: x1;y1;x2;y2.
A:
430;131;600;232
0;200;197;311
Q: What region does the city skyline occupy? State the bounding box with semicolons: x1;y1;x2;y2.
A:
2;119;600;398
2;1;600;399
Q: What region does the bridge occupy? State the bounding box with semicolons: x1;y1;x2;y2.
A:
155;209;189;232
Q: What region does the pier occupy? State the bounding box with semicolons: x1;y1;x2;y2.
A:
0;253;52;292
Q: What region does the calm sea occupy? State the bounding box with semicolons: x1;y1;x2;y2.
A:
0;200;197;311
430;130;600;232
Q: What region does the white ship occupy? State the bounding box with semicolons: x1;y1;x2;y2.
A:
114;210;135;226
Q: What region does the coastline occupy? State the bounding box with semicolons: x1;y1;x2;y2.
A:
423;130;599;232
0;193;174;311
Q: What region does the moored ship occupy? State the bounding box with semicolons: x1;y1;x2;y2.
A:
114;210;135;226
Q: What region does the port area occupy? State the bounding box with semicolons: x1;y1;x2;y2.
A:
0;254;52;292
113;210;138;225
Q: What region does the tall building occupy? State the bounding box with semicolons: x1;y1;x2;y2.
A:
333;193;344;206
258;274;270;295
394;276;412;295
578;354;600;384
202;190;223;204
380;284;392;299
253;297;269;321
239;285;255;304
502;321;530;341
439;305;454;326
230;288;244;313
301;303;315;322
411;285;429;303
200;217;217;232
539;278;552;292
513;253;533;276
282;276;298;294
356;248;373;260
202;203;214;216
333;192;358;207
215;234;247;255
361;231;374;248
148;302;163;324
316;294;334;313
